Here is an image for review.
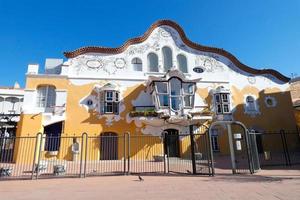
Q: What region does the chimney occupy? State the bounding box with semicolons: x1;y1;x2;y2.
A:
27;64;39;74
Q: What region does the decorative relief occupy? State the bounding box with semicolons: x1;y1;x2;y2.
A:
86;59;104;70
247;76;256;84
114;58;126;69
70;25;191;76
159;28;172;38
126;41;160;56
72;55;128;75
195;55;224;73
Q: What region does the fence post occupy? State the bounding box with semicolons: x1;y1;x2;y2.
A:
123;132;127;175
35;132;44;179
280;130;291;166
127;132;130;175
189;125;197;174
162;131;167;174
79;132;87;178
31;133;42;180
205;128;212;176
83;133;88;178
280;130;288;166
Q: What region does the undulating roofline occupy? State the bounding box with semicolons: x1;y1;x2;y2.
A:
63;19;290;82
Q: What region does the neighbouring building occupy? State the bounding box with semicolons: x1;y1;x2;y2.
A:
0;83;24;136
290;77;300;128
0;83;24;162
13;20;297;164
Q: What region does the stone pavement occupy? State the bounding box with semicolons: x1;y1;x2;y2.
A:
0;168;300;200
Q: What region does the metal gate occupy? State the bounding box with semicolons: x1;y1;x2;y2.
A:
163;125;213;175
209;121;259;175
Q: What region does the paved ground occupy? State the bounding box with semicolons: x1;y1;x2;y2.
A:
1;168;300;200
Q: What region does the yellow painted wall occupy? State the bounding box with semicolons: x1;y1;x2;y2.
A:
294;110;300;128
13;76;298;163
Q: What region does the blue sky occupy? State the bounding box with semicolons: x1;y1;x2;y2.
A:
0;0;299;87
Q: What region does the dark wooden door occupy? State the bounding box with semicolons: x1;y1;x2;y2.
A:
100;132;118;160
164;129;180;157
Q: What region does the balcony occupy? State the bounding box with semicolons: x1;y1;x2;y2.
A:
129;105;213;120
129;106;158;117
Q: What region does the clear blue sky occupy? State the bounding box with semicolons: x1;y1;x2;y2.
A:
0;0;299;87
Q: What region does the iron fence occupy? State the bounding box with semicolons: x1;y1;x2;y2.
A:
0;136;36;180
253;130;300;167
0;131;213;180
1;128;298;180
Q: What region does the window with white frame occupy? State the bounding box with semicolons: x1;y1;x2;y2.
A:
131;57;143;71
100;90;120;114
214;92;230;114
36;85;56;108
153;78;195;112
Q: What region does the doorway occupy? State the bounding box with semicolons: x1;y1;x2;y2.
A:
100;132;118;160
164;129;180;157
44;122;63;151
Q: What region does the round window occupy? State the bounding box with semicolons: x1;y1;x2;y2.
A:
87;99;93;106
193;67;204;73
265;97;276;107
266;98;273;106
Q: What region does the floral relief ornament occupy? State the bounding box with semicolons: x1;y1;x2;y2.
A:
72;55;128;75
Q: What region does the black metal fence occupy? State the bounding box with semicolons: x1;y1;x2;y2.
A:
253;130;300;167
0;131;213;180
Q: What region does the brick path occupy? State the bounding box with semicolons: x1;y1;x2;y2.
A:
0;169;300;200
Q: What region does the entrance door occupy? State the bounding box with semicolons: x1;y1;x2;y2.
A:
44;122;63;151
164;129;180;157
255;134;264;154
100;132;118;160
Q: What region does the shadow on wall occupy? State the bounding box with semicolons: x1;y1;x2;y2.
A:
79;84;165;160
81;84;146;126
232;89;297;131
59;84;298;161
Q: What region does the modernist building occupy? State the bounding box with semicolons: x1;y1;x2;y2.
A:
15;20;297;163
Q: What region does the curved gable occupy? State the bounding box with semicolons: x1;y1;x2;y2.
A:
64;19;289;82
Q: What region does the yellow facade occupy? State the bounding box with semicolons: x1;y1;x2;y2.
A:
12;20;298;166
13;75;297;164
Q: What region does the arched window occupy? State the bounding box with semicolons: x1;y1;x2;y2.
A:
36;85;56;108
162;47;173;71
177;54;188;73
147;53;159;72
246;96;256;111
131;57;142;71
